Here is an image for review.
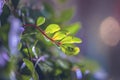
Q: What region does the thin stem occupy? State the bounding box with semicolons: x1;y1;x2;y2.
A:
23;24;61;46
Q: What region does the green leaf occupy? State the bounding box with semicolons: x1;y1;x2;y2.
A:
65;22;81;35
52;31;67;40
61;8;74;22
42;2;54;18
55;8;74;23
23;59;39;80
21;75;31;80
23;59;34;72
60;36;82;44
55;69;62;76
36;17;45;26
33;71;39;80
60;45;80;55
72;37;82;43
45;24;61;33
18;43;22;50
57;59;69;69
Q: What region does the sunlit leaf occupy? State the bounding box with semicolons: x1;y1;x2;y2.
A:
65;22;81;35
60;45;80;55
36;17;45;26
72;37;82;43
45;24;61;33
52;31;67;40
60;36;82;44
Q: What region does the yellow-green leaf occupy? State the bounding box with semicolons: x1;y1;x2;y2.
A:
45;24;61;33
72;37;82;43
60;45;80;55
36;17;45;26
60;36;82;44
52;31;66;40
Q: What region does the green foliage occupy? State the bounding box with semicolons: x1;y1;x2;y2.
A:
45;24;61;33
55;8;74;23
23;59;39;80
0;1;93;80
52;31;67;40
60;36;82;44
60;45;80;55
64;22;81;35
21;75;31;80
42;21;82;55
36;17;45;26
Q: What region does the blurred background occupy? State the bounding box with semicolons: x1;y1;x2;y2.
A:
0;0;120;80
75;0;120;80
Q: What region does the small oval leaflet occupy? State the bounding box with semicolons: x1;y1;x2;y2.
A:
36;17;45;26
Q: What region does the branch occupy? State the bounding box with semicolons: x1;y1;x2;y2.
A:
23;24;61;46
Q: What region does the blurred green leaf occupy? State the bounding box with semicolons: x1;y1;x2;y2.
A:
23;59;39;80
78;59;100;73
65;22;81;35
23;59;34;72
42;2;54;18
21;75;31;80
22;48;29;57
60;36;82;44
58;0;67;3
18;43;22;50
56;8;74;23
45;24;61;33
55;69;62;76
61;8;74;21
38;63;53;72
52;31;66;40
57;59;69;69
36;17;45;26
60;45;80;55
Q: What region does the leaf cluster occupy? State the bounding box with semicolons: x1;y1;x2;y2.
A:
36;17;82;55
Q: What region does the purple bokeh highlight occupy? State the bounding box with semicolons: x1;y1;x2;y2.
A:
0;51;9;67
8;15;24;55
0;0;5;15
